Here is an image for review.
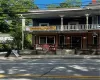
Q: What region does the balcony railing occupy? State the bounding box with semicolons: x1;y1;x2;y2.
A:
57;24;100;31
26;24;100;31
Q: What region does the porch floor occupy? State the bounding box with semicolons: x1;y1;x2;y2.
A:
29;49;100;55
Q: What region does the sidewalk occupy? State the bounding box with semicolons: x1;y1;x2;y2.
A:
22;55;100;59
0;55;100;60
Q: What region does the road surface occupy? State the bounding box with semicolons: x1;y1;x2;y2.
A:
0;58;100;80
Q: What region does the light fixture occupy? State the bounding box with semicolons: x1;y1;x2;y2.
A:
83;37;87;39
67;37;70;39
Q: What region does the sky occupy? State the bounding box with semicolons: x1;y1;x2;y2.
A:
34;0;92;9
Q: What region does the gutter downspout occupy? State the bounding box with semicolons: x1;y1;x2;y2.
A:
21;14;25;50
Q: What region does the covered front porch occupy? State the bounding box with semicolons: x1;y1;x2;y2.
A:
30;30;100;55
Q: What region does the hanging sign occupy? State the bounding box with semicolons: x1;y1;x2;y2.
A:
29;26;56;31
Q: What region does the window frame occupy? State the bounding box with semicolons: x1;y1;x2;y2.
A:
39;36;55;44
39;36;47;44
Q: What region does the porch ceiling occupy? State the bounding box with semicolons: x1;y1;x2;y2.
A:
23;8;100;19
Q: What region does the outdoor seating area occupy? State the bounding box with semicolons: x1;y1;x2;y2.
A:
34;44;100;55
35;44;56;55
75;49;100;55
75;44;100;55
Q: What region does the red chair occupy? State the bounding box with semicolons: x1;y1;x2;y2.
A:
42;44;50;54
49;44;56;54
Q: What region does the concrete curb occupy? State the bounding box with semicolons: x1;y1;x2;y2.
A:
22;55;100;59
0;55;100;60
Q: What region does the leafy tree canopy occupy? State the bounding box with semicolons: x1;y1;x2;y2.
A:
0;0;38;33
0;0;38;49
47;0;82;9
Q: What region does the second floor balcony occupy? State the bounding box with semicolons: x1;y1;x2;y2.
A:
26;24;100;32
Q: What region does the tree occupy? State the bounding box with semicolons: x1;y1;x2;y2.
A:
0;0;38;49
47;4;59;9
47;0;82;9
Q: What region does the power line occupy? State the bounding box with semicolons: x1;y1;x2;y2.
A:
0;1;93;8
0;1;100;10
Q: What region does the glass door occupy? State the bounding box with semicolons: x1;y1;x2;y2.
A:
59;35;65;49
71;36;81;49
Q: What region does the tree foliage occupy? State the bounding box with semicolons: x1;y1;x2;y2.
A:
0;0;38;49
47;0;82;9
0;0;38;32
47;4;59;9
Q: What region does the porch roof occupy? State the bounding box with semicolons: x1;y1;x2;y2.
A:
23;7;100;19
25;30;88;34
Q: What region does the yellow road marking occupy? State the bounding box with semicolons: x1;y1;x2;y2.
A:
0;74;100;79
0;74;6;78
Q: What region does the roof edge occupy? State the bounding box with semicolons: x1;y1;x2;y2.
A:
28;7;83;13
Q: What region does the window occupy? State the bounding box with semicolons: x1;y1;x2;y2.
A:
39;37;46;44
47;36;55;44
39;36;55;44
39;23;49;26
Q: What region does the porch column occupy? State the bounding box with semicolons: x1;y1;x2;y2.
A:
32;34;35;46
85;14;89;30
21;14;25;50
60;15;64;31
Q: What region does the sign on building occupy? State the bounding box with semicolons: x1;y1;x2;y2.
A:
26;26;56;31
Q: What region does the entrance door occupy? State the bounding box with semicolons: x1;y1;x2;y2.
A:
71;36;81;49
59;35;65;49
59;35;65;45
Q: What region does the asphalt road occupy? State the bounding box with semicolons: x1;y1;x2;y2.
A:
0;58;100;80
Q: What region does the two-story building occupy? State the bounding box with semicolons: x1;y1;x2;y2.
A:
24;1;100;52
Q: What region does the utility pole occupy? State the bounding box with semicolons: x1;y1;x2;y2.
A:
21;14;25;50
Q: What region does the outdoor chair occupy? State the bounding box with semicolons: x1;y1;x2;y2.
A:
42;44;50;54
35;44;43;54
91;49;96;55
35;44;43;50
49;44;56;54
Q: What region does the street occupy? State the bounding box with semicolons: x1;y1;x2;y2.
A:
0;58;100;80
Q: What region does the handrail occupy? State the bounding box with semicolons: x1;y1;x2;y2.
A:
26;24;100;31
